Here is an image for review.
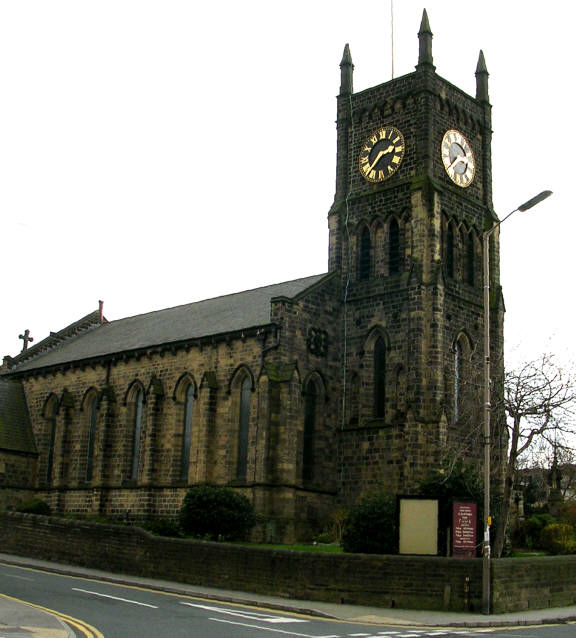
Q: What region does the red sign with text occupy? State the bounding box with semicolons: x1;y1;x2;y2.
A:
452;502;477;558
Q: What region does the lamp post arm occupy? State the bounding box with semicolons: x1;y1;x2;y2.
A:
481;189;552;616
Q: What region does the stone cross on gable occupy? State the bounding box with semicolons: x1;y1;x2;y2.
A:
19;329;34;351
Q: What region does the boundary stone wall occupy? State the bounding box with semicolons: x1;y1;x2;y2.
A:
2;513;576;613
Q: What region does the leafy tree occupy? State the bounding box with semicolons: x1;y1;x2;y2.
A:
179;485;256;541
341;495;396;554
494;354;576;557
540;523;576;555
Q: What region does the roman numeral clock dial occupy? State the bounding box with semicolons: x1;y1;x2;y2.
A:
359;126;405;183
441;129;476;187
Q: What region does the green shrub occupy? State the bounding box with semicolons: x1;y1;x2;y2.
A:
179;485;256;541
341;495;396;554
522;513;556;549
15;498;52;516
540;523;576;555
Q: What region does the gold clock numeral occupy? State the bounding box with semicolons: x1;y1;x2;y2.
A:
441;129;475;188
358;125;405;183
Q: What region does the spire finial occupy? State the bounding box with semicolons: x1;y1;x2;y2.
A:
475;50;489;102
416;9;435;71
339;43;354;95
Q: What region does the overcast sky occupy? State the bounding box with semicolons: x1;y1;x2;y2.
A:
0;1;571;370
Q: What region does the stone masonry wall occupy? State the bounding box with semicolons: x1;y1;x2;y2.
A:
2;512;574;613
0;512;482;612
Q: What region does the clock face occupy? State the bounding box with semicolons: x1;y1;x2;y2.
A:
441;129;475;187
359;126;405;183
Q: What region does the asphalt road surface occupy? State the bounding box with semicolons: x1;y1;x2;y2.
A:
0;562;574;638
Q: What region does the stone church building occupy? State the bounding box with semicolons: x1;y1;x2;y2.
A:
0;11;505;542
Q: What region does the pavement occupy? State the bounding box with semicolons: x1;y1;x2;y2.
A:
1;553;576;636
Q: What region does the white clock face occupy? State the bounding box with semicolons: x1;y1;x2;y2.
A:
441;129;475;188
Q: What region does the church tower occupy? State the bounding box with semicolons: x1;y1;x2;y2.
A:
331;11;505;502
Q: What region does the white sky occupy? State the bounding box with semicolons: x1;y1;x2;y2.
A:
0;1;571;371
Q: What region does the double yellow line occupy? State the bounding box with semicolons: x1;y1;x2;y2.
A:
0;592;104;638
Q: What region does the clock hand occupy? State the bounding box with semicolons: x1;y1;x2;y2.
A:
368;144;395;171
448;154;468;171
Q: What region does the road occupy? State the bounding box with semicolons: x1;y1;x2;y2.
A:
0;561;574;638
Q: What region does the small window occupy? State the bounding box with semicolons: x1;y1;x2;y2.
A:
303;380;317;481
359;227;372;280
236;377;251;481
466;232;475;286
374;337;386;418
131;388;144;480
45;396;59;485
454;341;464;422
389;218;400;274
446;223;455;278
180;384;195;481
86;396;98;482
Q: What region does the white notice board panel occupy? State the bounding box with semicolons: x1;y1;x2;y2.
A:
398;498;438;555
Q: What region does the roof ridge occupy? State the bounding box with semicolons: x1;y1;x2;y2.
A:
107;273;327;324
2;310;103;373
3;273;329;375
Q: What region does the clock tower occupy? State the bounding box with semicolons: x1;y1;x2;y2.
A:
331;10;505;501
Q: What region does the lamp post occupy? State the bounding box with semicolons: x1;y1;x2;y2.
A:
482;189;552;615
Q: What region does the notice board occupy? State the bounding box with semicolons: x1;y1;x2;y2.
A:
452;501;477;558
398;498;438;555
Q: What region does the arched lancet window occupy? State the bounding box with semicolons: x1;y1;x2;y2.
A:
454;340;464;422
374;337;387;419
389;218;400;274
180;383;196;481
86;394;98;482
446;222;455;279
130;387;144;481
302;379;317;481
359;226;371;280
44;395;59;485
236;377;251;481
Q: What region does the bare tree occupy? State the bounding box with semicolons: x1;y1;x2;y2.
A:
493;353;576;557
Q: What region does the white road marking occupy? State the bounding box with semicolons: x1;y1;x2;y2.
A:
1;573;34;581
180;601;308;623
210;616;339;637
72;587;158;608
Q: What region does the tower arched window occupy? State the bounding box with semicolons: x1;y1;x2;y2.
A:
180;383;195;481
359;226;372;280
389;218;400;274
453;338;469;424
374;337;387;419
446;222;455;278
130;388;144;481
302;379;317;481
236;377;251;481
466;232;475;286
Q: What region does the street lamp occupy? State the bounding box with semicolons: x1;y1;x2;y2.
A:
482;189;552;615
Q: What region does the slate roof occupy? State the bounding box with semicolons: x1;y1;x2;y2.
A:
0;378;36;454
6;274;328;374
